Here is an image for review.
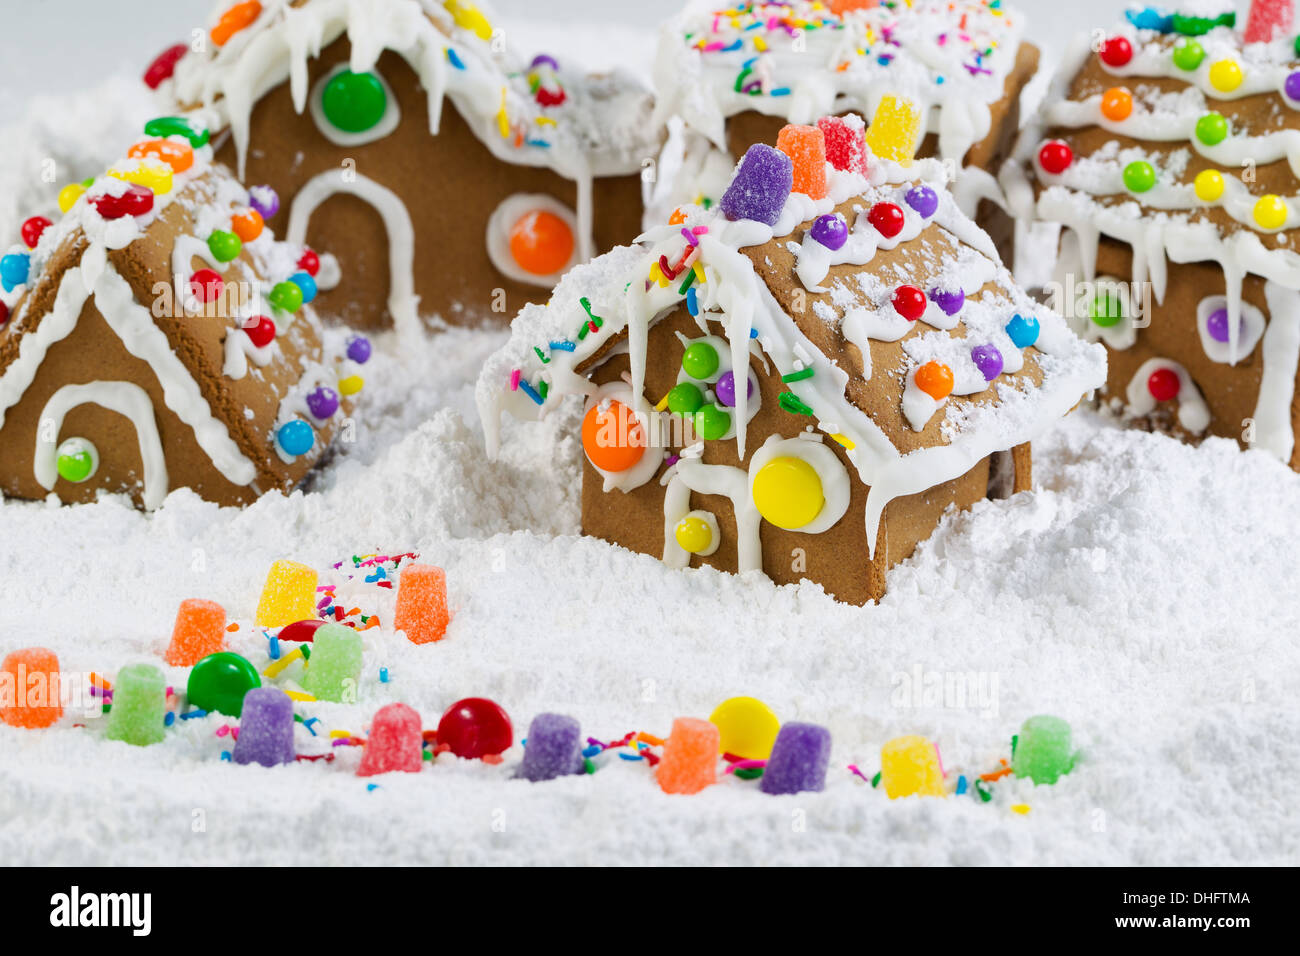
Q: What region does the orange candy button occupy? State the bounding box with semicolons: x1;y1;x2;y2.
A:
508;209;574;276
212;0;262;47
915;361;954;400
582;400;646;473
231;208;264;242
128;138;194;173
1100;87;1133;122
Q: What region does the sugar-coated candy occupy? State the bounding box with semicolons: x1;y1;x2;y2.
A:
519;713;586;781
915;361;954;401
255;559;319;628
346;334;371;364
582;400;645;472
90;183;154;220
719;144;792;226
817;113;866;174
713;369;752;408
393;564;450;644
864;95;921;166
0;648;63;729
301;623;362;703
143;43;188;90
105;663;167;747
904;184;938;218
446;0;494;40
776;124;827;200
189;269;223;303
809;213;847;251
709;696;779;760
248;185;279;220
657;717;718;794
305;386;340;420
930;287;964;316
1194;169;1225;202
880;734;945;798
0;253;30;293
244;315;275;348
276;419;314;456
1244;0;1292;43
436;697;513;758
760;722;831;795
21;216;51;249
971;343;1005;382
1147;367;1181;402
165;598;227;666
1194;112;1227;146
187;652;261;717
867;202;904;239
232;687;296;767
1012;715;1075;785
357;703;424;776
278;619;326;643
144;115;210;148
269;280;304;313
109;159;173;196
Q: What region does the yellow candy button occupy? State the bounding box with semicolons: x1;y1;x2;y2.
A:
752;455;824;530
674;515;714;554
109;160;173;196
1254;194;1288;230
338;374;364;396
57;183;87;213
1208;59;1242;93
709;696;780;760
445;0;492;40
1193;169;1224;202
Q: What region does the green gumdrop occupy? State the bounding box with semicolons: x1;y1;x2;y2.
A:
666;382;704;415
1012;715;1075;785
56;439;97;483
321;71;388;133
1195;112;1228;146
681;341;720;380
301;623;362;703
269;280;304;313
144;115;210;148
1122;160;1156;193
694;404;731;441
1171;39;1204;71
105;663;167;746
208;230;242;263
187;652;261;717
1091;292;1125;327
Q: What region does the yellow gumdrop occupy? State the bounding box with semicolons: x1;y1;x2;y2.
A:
709;696;780;760
338;374;365;396
58;183;87;213
674;515;714;554
752;455;824;530
1208;59;1242;93
1193;169;1224;202
254;559;318;628
880;735;946;799
109;160;173;196
864;94;921;166
444;0;492;40
1254;194;1288;230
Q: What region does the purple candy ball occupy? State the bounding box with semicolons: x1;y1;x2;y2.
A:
306;386;340;419
904;184;939;218
809;213;848;251
1287;71;1300;102
248;184;279;220
720;144;793;227
530;54;560;72
714;369;753;408
1205;306;1241;343
930;287;965;316
971;343;1004;381
346;334;372;364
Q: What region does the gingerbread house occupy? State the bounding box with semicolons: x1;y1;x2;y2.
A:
0;115;365;509
150;0;662;333
1001;1;1300;468
478;119;1106;605
650;0;1040;265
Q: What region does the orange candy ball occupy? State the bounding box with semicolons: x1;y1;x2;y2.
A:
128;138;194;173
231;208;264;242
915;361;954;400
508;210;574;276
581;400;646;473
0;648;63;728
212;0;262;47
1100;87;1133;122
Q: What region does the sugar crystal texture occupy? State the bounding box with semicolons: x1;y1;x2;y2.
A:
165;598;226;666
105;663;166;747
301;623;362;702
880;734;945;798
1012;715;1075;785
357;702;424;776
719;144;792;226
818;113;867;174
776;124;827;199
255;560;318;628
759;722;831;795
519;712;585;782
232;687;296;767
656;717;718;795
865;95;921;166
0;647;63;729
392;564;449;644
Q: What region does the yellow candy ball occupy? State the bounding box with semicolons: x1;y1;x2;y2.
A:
338;374;365;396
1254;194;1288;230
1193;169;1224;202
445;0;493;40
674;515;714;554
57;183;86;213
109;160;173;196
1208;59;1242;93
708;696;780;760
752;455;824;530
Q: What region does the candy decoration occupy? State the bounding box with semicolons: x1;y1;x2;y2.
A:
1012;715;1075;785
1285;71;1300;103
879;735;945;798
776;124;827;199
143;116;209;148
297;248;320;276
231;208;264;242
1206;306;1240;343
904;184;939;218
338;374;365;396
445;0;494;40
892;284;927;321
817;114;866;174
719;144;792;226
0;648;62;729
143;44;188;90
249;185;279;220
109;160;173;196
1126;5;1173;31
212;0;262;47
244;315;276;348
713;369;751;408
1194;169;1225;201
1147;367;1181;401
682;341;720;379
57;183;86;213
1005;313;1040;349
971;343;1005;382
1100;87;1132;122
867;202;905;239
393;564;449;645
519;713;585;781
1244;0;1294;44
277;419;314;456
55;438;98;483
581;400;645;472
693;405;731;441
666;382;704;415
759;722;831;795
0;302;8;327
508;210;574;276
165;598;227;666
1122;160;1156;193
129;138;194;173
809;213;848;251
321;70;388;132
91;184;154;220
346;335;371;364
269;280;303;313
1037;140;1073;175
1091;292;1124;327
289;271;317;304
357;703;424;776
1171;38;1205;71
255;559;318;628
278;619;326;643
915;361;954;400
708;696;779;761
187;652;261;717
930;287;964;316
1172;11;1235;35
1254;194;1288;230
1195;112;1228;146
232;688;296;768
301;623;362;703
105;664;166;747
436;697;513;759
656;717;719;795
305;386;339;420
1098;35;1132;68
21;215;51;249
864;94;921;165
1208;59;1242;93
207;230;242;263
752;456;824;530
674;514;715;554
1;253;30;292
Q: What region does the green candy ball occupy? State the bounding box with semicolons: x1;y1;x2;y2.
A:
1122;160;1156;193
269;280;304;313
321;71;388;133
693;404;731;441
1195;112;1228;146
1171;39;1204;71
207;230;242;263
1090;292;1125;328
187;652;262;717
666;382;704;415
55;438;97;483
1295;34;1300;59
681;341;720;380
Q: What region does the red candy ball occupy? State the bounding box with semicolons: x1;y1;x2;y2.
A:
1147;367;1181;402
278;619;325;643
868;202;905;239
1099;36;1132;68
190;269;224;303
0;301;9;327
244;315;276;348
536;87;566;107
91;184;154;220
297;248;320;276
144;43;188;90
21;216;52;249
892;285;927;321
1038;140;1073;175
436;697;513;759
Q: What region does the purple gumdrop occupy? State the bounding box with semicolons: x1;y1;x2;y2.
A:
232;688;296;767
306;386;340;419
248;185;280;220
531;54;560;72
519;713;584;782
971;343;1004;381
720;144;793;227
904;184;939;218
809;213;848;251
930;287;965;316
347;334;372;364
1205;307;1240;343
759;722;831;795
714;369;753;408
1287;71;1300;102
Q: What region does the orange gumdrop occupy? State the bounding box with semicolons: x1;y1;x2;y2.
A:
508;210;574;276
128;138;194;173
1100;87;1133;122
393;564;449;645
582;400;646;473
776;124;827;200
231;208;264;242
656;717;719;795
915;361;955;400
0;648;63;728
212;0;263;47
165;599;227;666
828;0;877;12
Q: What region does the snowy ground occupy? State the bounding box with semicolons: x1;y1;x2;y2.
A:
3;13;1300;867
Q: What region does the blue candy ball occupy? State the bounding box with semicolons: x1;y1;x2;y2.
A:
1005;313;1041;349
1;253;31;292
289;270;317;304
277;419;315;456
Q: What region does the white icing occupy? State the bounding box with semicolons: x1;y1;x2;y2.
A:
1125;357;1210;433
662;460;760;571
308;62;401;147
484;193;580;288
1254;280;1300;461
223;321;278;379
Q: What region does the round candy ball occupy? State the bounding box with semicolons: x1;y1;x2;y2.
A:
1091;292;1124;327
1004;313;1040;349
278;619;326;643
306;386;340;420
709;696;780;760
714;369;752;408
297;248;320;276
904;184;939;218
892;284;927;321
693;404;731;441
249;185;279;220
509;210;574;276
581;400;645;473
752;456;824;530
1285;71;1300;102
1147;367;1181;402
277;419;315;456
674;515;715;554
1205;307;1240;344
244;315;276;348
666;382;704;415
930;287;964;316
289;270;317;304
21;215;52;249
1100;87;1132;121
187;651;261;717
1122;160;1156;193
1038;140;1073;175
189;269;223;303
436;697;513;759
207;229;242;263
269;280;304;313
0;253;31;292
1208;59;1242;93
1194;169;1225;202
1098;35;1132;68
346;335;372;364
1195;112;1228;146
915;361;954;400
681;341;720;380
809;213;848;251
867;202;905;239
971;343;1004;381
55;438;98;483
1254;194;1288;230
321;70;388;133
338;374;365;397
1172;39;1204;71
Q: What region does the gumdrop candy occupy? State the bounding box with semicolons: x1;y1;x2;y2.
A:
436;697;513;759
776;124;827;200
0;647;63;728
393;564;449;644
1244;0;1293;43
719;144;793;226
232;687;296;767
817;114;866;174
865;95;922;166
709;696;779;760
187;651;261;717
357;703;424;776
105;663;167;747
255;559;318;627
656;717;719;794
880;734;945;798
165;598;226;666
1012;715;1075;785
760;722;831;795
301;623;362;703
519;712;585;781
